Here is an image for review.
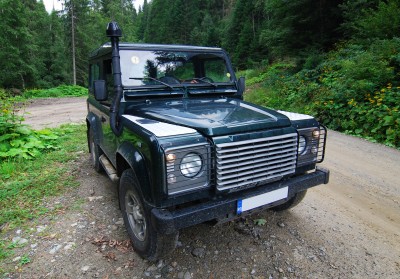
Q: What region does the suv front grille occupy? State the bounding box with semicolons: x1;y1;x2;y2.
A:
215;133;298;191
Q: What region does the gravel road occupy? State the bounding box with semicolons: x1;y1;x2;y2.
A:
3;97;400;278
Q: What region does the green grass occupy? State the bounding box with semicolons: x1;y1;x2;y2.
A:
0;124;86;270
0;124;86;231
0;240;12;262
22;85;87;99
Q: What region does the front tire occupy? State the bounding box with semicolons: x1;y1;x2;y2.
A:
119;169;178;261
271;190;307;211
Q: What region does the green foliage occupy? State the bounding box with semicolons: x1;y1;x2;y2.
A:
143;0;224;46
341;0;400;41
0;124;86;230
313;86;400;147
253;218;267;226
0;240;14;271
260;0;343;61
244;38;400;148
22;85;87;99
19;254;31;266
0;0;38;89
0;90;59;161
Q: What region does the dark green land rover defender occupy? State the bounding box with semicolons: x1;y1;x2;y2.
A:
86;22;329;260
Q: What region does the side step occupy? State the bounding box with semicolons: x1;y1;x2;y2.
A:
99;155;119;182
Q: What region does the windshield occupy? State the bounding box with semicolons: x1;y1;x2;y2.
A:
120;50;233;87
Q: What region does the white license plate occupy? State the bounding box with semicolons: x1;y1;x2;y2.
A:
237;187;288;214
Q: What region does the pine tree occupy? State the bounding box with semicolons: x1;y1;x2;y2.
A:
137;0;150;41
0;0;39;88
224;0;265;68
47;10;69;86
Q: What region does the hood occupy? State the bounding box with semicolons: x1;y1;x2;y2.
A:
124;98;291;137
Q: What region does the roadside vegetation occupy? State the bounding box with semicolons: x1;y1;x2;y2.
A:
0;86;86;267
0;85;86;160
0;124;85;227
21;85;87;99
0;124;86;263
243;38;400;148
241;0;400;148
0;85;86;226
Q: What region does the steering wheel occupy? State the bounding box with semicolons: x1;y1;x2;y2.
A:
159;76;181;84
184;77;214;83
198;77;214;83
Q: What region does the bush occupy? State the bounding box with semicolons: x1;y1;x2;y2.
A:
244;39;400;148
23;85;87;99
312;85;400;147
0;89;59;160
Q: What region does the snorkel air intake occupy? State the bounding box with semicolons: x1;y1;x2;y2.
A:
106;21;123;136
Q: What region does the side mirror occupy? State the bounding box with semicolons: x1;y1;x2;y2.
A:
237;76;245;95
94;80;107;101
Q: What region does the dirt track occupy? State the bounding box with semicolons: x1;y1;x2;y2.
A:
3;97;400;278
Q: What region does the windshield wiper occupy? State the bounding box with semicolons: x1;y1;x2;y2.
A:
129;77;180;91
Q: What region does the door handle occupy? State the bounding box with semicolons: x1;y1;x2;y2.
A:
101;116;106;123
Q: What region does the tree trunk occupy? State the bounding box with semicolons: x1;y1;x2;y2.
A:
71;2;76;85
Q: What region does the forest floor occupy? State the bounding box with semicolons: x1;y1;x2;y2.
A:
2;97;400;278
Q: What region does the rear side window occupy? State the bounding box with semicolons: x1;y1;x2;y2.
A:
89;63;100;89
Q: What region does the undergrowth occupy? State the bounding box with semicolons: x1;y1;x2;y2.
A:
244;39;400;148
0;124;86;267
22;85;87;99
0;90;59;160
0;124;86;229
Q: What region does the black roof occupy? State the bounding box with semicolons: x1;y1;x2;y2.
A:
89;42;224;59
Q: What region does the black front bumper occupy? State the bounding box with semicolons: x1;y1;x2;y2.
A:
151;167;329;234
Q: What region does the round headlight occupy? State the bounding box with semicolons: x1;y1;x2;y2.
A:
180;153;202;178
298;136;307;154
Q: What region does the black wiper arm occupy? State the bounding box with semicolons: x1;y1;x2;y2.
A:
129;77;178;91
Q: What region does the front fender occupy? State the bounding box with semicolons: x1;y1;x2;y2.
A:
116;141;152;203
86;111;102;148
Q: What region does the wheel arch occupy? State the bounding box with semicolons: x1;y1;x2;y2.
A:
86;112;102;150
116;141;152;203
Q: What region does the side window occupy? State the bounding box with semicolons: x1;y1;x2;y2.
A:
103;59;114;101
89;63;100;89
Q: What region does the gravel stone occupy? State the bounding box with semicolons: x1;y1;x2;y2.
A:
81;266;90;272
184;271;192;279
36;225;47;233
63;242;75;250
49;244;63;254
192;247;205;258
12;237;28;245
146;264;157;272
